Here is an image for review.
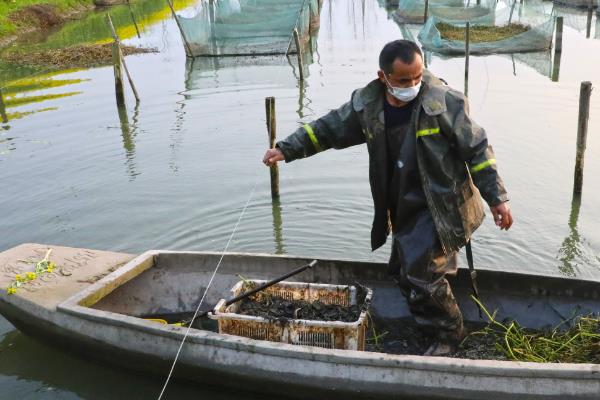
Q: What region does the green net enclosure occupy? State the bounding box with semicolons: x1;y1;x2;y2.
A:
178;0;320;57
553;0;598;9
392;0;474;24
417;13;555;55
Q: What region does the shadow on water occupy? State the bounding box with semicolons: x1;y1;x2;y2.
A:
0;328;267;400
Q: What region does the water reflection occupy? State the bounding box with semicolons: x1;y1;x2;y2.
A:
558;194;584;276
117;103;140;180
557;194;600;276
271;197;286;254
0;89;7;124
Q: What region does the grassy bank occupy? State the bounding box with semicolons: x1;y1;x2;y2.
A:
0;0;93;38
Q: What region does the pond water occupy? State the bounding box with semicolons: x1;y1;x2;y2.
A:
1;0;599;398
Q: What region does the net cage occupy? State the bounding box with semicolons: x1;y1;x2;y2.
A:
553;0;598;10
417;1;556;55
551;3;599;35
393;0;497;24
178;0;321;57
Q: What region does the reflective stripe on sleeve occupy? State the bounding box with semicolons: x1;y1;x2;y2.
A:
470;159;497;173
416;127;440;137
303;124;322;152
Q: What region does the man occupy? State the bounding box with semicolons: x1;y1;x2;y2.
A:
262;40;513;356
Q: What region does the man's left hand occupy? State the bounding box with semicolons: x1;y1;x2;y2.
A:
490;202;513;231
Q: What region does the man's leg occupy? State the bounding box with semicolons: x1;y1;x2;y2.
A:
388;210;465;355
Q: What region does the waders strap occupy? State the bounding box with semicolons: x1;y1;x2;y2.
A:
466;240;483;318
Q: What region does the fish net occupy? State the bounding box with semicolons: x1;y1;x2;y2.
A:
553;0;598;9
417;1;555;55
393;0;496;24
177;0;320;57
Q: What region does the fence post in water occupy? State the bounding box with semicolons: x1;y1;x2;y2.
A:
573;81;593;195
586;0;593;39
292;29;305;82
464;22;470;97
265;97;280;199
424;0;429;23
110;36;126;107
555;16;563;53
107;15;140;104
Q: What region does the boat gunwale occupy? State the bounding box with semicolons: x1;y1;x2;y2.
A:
54;250;600;380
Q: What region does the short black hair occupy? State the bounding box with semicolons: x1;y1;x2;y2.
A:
379;40;423;74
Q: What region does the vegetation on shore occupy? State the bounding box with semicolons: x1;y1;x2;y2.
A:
0;0;92;38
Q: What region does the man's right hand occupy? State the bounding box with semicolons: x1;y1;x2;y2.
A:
263;148;284;167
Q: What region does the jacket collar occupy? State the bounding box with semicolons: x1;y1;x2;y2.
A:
354;70;448;116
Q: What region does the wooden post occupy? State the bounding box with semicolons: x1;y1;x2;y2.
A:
465;22;470;97
166;0;194;57
555;16;563;53
265;97;280;199
424;0;429;23
0;89;8;124
292;28;305;82
573;81;593;195
107;15;140;104
125;0;141;39
111;40;126;108
586;0;593;39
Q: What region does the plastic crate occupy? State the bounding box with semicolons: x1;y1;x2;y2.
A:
209;280;372;350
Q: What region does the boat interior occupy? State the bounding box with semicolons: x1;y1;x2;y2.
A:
88;251;600;355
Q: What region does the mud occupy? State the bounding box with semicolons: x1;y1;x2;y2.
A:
237;296;362;322
1;43;157;69
366;317;507;360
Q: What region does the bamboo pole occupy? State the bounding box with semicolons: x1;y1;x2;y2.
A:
125;0;141;39
465;22;470;97
165;0;194;57
573;81;593;195
107;15;140;104
424;0;429;23
265;97;280;199
509;0;517;24
292;28;305;82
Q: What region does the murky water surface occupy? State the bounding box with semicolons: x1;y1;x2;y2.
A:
1;0;599;398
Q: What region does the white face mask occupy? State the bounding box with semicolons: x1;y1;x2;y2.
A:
384;75;421;102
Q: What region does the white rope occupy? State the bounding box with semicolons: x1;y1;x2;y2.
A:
157;180;259;399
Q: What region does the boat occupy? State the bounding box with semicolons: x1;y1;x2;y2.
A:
1;243;599;399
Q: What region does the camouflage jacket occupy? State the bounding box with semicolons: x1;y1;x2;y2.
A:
276;71;509;253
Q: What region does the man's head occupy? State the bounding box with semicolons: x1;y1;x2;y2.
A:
377;40;424;93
